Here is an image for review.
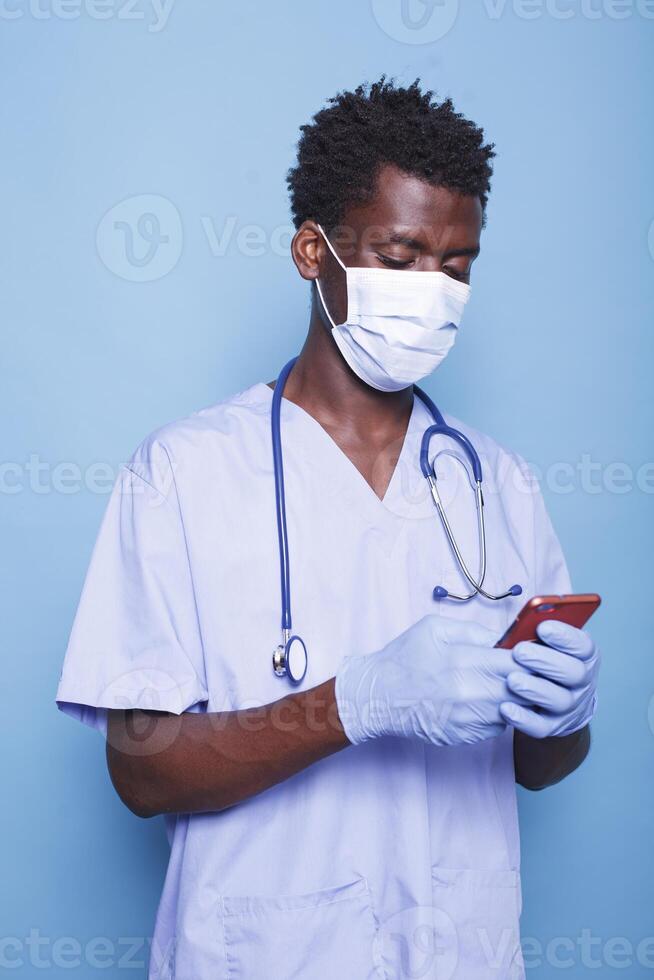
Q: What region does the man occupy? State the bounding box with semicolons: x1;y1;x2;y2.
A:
56;78;600;979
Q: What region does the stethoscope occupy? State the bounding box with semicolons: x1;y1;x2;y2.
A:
271;357;522;684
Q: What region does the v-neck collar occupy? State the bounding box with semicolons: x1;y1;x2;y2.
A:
250;381;426;513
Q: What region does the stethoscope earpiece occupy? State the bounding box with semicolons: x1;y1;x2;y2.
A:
434;584;522;601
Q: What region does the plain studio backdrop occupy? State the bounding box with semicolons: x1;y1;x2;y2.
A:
1;2;652;977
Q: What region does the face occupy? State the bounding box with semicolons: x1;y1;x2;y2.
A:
291;163;484;327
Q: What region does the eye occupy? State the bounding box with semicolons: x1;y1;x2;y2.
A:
376;253;416;270
442;265;470;283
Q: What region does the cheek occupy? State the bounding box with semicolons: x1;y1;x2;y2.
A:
318;267;348;327
332;278;348;325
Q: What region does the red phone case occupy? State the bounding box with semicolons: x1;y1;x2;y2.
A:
495;594;601;649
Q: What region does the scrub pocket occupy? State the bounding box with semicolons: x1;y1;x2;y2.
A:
430;866;524;980
221;875;384;980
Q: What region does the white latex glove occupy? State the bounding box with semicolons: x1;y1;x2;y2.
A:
499;619;600;738
334;615;528;747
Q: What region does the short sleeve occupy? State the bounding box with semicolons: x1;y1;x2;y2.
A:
55;441;209;738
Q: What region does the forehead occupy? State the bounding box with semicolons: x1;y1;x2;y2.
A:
341;163;483;244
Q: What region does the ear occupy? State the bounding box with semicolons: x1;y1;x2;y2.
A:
291;220;323;281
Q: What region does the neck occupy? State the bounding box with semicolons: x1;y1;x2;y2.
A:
276;305;414;440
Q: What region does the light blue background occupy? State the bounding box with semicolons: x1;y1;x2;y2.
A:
1;1;652;976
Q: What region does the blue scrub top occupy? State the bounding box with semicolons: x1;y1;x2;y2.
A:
56;382;571;979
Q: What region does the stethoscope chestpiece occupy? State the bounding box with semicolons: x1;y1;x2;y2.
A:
272;634;308;685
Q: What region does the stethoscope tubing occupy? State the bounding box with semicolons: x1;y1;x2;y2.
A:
271;358;296;633
270;356;521;680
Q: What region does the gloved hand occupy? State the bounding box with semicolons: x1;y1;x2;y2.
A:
499;620;600;738
334;615;530;747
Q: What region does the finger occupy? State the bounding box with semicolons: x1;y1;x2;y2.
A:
484;648;528;680
506;670;576;714
512;641;587;687
536;620;595;660
432;616;498;648
485;651;545;698
499;701;557;739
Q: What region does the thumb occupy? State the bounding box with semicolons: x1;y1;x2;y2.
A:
499;701;551;739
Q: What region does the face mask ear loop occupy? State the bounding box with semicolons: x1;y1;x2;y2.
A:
316;223;347;271
314;277;338;330
314;223;346;329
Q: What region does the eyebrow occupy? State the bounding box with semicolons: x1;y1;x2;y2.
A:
376;234;480;259
383;234;425;249
442;246;480;259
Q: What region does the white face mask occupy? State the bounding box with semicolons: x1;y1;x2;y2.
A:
315;223;471;392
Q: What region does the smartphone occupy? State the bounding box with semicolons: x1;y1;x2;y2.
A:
495;593;601;649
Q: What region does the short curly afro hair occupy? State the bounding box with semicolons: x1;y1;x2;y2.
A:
287;76;496;232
